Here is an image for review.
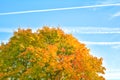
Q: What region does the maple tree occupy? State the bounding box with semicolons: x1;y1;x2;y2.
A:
0;26;106;80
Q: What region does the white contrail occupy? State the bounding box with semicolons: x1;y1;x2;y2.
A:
112;45;120;49
62;27;120;34
107;69;120;73
81;41;120;45
113;12;120;17
0;28;13;33
105;71;120;79
65;31;120;34
0;3;120;15
1;27;120;34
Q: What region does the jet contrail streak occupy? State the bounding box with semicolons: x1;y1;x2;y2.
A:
0;3;120;15
65;31;120;34
62;27;120;34
1;27;120;34
104;72;120;80
113;12;120;17
81;41;120;45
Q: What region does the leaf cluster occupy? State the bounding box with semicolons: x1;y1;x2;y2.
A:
0;26;105;80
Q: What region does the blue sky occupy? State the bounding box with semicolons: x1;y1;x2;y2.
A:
0;0;120;79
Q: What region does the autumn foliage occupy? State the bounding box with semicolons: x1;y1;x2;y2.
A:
0;27;105;80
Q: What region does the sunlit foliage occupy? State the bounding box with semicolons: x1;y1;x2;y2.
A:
0;26;105;80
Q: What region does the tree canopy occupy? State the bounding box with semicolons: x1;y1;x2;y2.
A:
0;26;105;80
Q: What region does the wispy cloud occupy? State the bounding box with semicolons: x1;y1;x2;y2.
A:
0;3;120;15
